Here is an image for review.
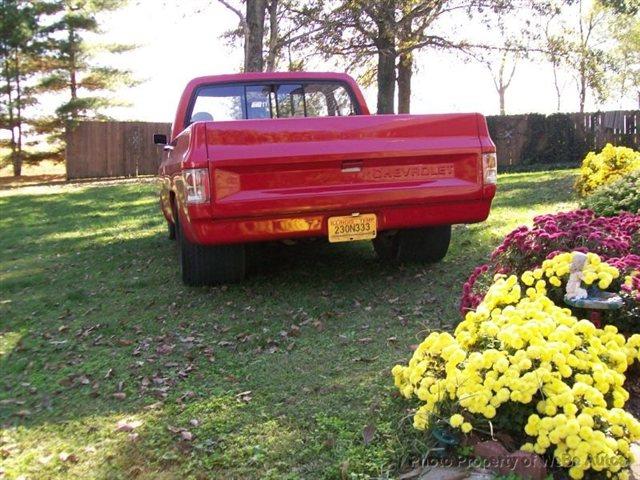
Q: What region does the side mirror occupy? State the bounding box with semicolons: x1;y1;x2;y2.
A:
153;133;167;145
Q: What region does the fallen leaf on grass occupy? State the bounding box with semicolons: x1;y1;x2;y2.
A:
357;337;373;344
115;419;143;432
58;452;78;463
288;325;301;337
235;391;252;403
178;391;196;403
167;425;194;442
112;392;126;400
156;344;174;355
313;320;325;332
236;332;254;343
362;424;376;445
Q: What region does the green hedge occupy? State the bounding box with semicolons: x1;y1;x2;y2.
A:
520;113;591;165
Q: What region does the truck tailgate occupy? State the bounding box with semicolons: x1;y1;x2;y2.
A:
204;114;487;218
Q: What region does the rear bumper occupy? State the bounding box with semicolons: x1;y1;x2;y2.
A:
181;196;495;246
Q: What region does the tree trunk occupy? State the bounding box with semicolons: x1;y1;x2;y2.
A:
498;87;505;116
397;52;412;114
578;60;587;113
376;42;396;114
552;63;561;112
13;51;23;177
245;0;266;72
265;0;278;71
69;25;77;100
2;50;20;176
375;1;396;114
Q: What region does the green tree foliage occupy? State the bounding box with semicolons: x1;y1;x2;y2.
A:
600;0;639;14
609;12;639;108
303;1;531;114
35;0;137;157
0;0;53;176
542;0;635;113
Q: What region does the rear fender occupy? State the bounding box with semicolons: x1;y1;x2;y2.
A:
168;123;211;243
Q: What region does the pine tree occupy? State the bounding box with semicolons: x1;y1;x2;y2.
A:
0;0;51;176
37;0;137;154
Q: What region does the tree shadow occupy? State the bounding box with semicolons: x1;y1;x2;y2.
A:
0;173;577;478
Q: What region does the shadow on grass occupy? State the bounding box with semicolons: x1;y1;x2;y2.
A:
0;171;578;478
492;171;577;210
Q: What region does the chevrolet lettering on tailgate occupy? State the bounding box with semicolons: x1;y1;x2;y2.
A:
365;164;455;181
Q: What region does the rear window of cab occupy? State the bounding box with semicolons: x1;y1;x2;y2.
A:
187;81;359;125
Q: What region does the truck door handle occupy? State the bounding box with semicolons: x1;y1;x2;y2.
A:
342;160;362;173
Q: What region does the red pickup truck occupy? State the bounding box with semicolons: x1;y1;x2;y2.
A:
156;72;497;286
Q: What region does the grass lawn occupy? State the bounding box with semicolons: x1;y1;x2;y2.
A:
0;161;66;189
0;170;578;480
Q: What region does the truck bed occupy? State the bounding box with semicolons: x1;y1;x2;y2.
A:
203;113;492;219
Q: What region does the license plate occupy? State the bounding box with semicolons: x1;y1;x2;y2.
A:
328;214;377;243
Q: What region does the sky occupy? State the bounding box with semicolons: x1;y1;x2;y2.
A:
93;0;636;123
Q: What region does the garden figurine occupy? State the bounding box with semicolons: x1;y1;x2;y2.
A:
565;252;588;300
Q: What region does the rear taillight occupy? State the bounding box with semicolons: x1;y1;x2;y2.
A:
183;168;210;204
482;153;497;185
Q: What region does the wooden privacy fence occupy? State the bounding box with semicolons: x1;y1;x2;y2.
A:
488;110;640;167
66;121;171;179
65;111;639;179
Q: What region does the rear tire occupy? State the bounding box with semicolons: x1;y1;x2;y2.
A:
372;231;399;261
168;220;176;240
373;225;451;263
176;216;246;286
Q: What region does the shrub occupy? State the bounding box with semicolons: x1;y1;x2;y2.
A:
393;253;640;480
575;144;640;197
460;210;640;333
521;113;588;166
581;169;640;216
